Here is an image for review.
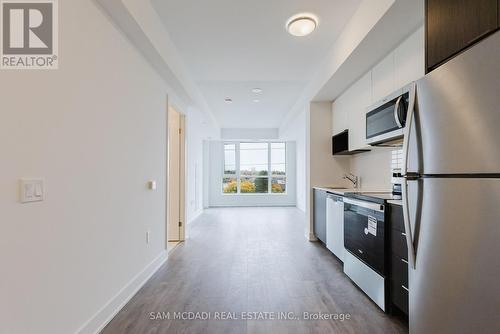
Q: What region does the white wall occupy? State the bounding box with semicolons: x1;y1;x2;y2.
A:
309;103;351;189
0;1;215;333
185;113;218;224
351;148;393;189
280;108;307;212
221;128;279;140
208;141;296;207
281;102;351;239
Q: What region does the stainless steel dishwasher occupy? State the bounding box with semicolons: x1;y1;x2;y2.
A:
326;194;345;261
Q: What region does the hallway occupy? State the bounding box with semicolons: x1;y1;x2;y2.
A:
103;207;407;334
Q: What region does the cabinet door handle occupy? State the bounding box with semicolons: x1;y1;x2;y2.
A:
402;285;409;292
401;258;408;264
401;232;406;236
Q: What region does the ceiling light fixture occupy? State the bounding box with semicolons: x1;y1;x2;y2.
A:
252;88;263;94
224;98;233;104
286;13;318;37
253;99;260;103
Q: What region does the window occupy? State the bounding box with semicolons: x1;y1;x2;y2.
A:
271;143;286;193
222;142;287;194
222;143;237;193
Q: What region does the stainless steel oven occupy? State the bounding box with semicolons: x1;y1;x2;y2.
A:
343;197;387;311
366;84;413;146
344;198;386;275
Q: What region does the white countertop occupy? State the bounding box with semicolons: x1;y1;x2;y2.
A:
387;199;403;206
313;186;392;195
312;186;355;195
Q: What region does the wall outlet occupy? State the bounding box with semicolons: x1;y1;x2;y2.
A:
146;230;150;244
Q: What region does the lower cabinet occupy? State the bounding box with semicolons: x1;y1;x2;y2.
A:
389;204;409;316
313;189;327;243
391;254;409;314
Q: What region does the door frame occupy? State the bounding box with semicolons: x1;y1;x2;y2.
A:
166;97;186;244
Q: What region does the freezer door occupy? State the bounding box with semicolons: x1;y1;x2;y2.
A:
408;178;500;334
407;31;500;175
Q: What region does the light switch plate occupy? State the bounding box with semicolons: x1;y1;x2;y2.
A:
20;178;44;203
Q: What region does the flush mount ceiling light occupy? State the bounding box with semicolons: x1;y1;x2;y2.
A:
286;13;318;37
224;98;233;104
253;99;260;103
252;88;263;94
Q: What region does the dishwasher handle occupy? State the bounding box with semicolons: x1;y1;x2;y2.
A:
344;197;384;212
327;194;343;202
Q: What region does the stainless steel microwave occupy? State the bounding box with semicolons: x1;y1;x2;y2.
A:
366;84;412;146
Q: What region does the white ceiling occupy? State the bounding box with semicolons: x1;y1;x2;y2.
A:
151;0;362;128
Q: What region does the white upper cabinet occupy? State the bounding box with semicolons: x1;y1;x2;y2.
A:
372;52;396;103
332;93;348;136
330;26;424;152
331;71;371;151
394;26;425;88
348;71;372;151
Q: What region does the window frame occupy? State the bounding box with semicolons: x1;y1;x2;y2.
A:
222;141;287;195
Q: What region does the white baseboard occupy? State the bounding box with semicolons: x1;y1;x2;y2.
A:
76;250;168;334
306;231;318;241
187;209;203;224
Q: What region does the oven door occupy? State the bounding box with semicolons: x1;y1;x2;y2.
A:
344;198;386;275
366;92;409;145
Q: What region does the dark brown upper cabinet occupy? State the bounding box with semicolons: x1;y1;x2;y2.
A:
425;0;499;73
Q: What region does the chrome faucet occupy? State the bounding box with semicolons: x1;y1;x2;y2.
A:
344;173;359;189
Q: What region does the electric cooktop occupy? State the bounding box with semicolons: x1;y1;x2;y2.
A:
344;192;402;204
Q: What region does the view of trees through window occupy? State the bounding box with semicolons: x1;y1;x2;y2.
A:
223;142;286;194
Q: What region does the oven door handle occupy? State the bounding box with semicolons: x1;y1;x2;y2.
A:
344;198;384;212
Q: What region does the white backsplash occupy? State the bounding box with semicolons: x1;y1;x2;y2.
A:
391;149;404;174
350;148;393;190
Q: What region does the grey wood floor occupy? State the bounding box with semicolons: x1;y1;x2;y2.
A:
102;207;408;334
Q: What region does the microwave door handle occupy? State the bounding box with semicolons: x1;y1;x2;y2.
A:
394;96;403;128
402;82;417;269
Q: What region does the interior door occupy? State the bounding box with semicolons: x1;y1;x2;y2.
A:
167;107;184;241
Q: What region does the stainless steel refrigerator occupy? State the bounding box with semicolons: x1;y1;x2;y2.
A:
401;31;500;333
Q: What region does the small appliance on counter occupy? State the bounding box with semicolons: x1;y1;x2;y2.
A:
391;149;403;196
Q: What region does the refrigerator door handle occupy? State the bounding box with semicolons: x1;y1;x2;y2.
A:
402;83;416;175
402;179;417;269
402;82;418;269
